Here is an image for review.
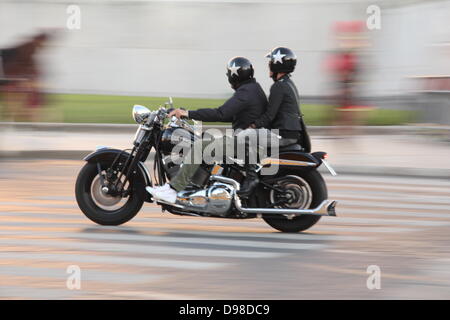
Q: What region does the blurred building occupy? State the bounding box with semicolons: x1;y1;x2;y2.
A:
0;0;448;115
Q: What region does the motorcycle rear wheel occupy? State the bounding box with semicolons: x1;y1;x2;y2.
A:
261;170;327;233
75;161;144;225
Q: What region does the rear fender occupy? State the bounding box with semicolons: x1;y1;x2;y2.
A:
261;151;320;171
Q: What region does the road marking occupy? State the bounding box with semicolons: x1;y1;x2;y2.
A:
0;238;285;259
0;252;227;270
30;196;76;201
338;208;450;219
311;226;415;233
0;221;414;236
300;263;450;285
0;229;368;247
328;182;450;194
0;202;77;209
0;286;81;299
0;212;88;221
107;290;199;300
0;214;434;235
0;265;165;284
326;175;450;187
339;200;450;211
320;216;449;227
331;193;450;205
133;228;375;240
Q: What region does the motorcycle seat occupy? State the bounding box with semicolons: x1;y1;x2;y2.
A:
279;138;298;147
279;143;303;152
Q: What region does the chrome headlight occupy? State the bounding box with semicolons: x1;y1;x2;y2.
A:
132;105;151;124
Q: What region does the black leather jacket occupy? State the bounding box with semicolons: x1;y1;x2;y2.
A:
254;74;302;137
188;79;268;130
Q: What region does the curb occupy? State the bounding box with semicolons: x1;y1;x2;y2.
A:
2;122;450;136
2;150;449;180
0;150;92;161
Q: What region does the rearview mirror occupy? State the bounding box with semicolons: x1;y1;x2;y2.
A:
165;97;174;109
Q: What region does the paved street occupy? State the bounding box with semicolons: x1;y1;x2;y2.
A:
1;160;450;299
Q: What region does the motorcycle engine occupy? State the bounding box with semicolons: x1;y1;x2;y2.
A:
176;182;234;217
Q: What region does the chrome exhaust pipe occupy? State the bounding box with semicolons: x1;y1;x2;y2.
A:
210;175;337;217
238;200;337;217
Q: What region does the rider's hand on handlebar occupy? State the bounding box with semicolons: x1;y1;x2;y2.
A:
168;108;188;119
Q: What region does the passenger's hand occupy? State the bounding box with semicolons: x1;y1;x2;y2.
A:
248;123;257;129
168;109;188;119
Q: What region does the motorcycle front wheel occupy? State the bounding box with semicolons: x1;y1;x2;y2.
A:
75;161;144;225
260;169;327;233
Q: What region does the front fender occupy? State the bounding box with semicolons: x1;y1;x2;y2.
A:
83;147;152;201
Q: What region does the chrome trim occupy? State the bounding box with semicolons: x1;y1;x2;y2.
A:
210;175;337;217
175;182;233;216
260;157;317;167
132;105;151;124
155;199;185;208
322;159;338;176
133;126;146;145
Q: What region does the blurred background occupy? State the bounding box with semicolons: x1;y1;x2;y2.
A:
0;0;448;125
2;0;450;300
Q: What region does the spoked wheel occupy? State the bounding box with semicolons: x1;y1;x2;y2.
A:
261;170;327;233
270;175;313;210
75;161;144;225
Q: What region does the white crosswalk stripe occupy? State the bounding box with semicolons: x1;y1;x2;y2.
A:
0;237;313;258
0;252;227;270
0;265;164;284
1;172;449;298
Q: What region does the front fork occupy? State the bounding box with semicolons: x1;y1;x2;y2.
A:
100;143;150;197
96;162;111;195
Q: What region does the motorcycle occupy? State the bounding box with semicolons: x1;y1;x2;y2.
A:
75;98;338;232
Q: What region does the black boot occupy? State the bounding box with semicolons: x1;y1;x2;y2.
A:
237;164;259;198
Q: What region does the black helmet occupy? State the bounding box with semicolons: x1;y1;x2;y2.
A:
266;47;297;75
226;56;254;89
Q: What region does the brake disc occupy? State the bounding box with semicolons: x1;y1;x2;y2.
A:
91;175;122;207
269;175;313;209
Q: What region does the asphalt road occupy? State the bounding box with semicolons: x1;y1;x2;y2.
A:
1;160;450;299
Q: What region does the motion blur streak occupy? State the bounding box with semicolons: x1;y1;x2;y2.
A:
2;160;450;299
0;0;450;300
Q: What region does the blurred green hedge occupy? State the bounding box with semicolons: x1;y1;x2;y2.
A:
31;93;418;125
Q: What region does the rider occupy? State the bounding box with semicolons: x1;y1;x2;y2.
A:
250;47;309;152
146;56;268;203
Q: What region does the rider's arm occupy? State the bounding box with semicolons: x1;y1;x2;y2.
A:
253;81;284;128
188;89;247;122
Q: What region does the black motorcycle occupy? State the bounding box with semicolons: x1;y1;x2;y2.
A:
75;99;337;232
